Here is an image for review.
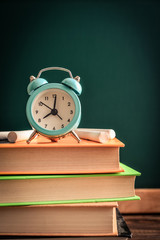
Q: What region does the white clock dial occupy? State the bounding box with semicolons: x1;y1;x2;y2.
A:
32;89;75;131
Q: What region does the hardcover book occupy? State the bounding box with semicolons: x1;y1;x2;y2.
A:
0;207;131;239
0;135;124;175
0;163;140;206
0;202;118;236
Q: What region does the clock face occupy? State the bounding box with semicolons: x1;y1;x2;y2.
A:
32;88;75;131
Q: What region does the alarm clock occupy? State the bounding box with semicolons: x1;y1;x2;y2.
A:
26;67;82;143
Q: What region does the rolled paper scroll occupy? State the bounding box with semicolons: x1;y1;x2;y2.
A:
75;129;116;143
0;130;34;143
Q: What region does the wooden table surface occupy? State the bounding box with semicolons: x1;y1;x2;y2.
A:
124;214;160;240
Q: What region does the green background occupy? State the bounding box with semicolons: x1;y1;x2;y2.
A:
0;0;160;188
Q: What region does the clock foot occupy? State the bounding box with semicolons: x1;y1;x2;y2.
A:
50;138;59;142
26;130;39;144
70;130;81;143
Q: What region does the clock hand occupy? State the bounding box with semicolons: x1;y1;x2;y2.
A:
43;112;52;119
40;101;52;111
40;99;63;120
43;108;63;120
53;95;57;109
52;95;62;120
57;114;63;120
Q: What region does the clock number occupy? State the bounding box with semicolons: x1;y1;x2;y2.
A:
62;96;64;100
52;94;57;98
53;127;56;130
35;110;38;114
39;102;43;106
45;96;49;101
70;110;73;114
68;102;71;106
45;124;47;128
38;118;41;123
67;119;70;122
61;124;64;128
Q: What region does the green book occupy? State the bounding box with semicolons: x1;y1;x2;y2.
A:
0;163;141;206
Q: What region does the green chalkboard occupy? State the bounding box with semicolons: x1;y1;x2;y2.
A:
0;0;160;188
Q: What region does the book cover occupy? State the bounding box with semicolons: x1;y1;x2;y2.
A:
0;135;125;148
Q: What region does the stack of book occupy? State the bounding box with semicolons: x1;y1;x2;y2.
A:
0;134;140;238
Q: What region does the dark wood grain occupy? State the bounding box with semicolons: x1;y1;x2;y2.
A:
123;215;160;240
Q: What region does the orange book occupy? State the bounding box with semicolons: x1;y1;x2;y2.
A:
0;135;124;175
0;202;118;236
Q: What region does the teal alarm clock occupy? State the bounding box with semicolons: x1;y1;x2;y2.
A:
26;67;82;143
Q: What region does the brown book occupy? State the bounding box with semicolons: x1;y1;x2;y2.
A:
0;135;124;175
0;202;118;236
